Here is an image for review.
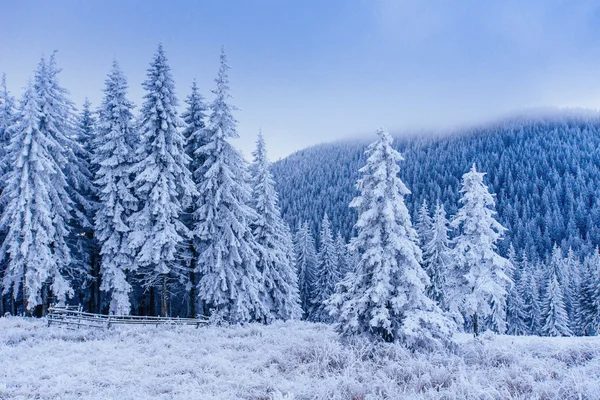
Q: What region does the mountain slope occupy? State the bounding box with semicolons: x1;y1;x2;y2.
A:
272;113;600;260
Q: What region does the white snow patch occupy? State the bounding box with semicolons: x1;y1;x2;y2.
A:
1;317;599;399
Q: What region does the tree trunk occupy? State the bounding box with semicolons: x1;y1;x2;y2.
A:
473;313;479;337
161;276;169;317
189;258;197;318
149;287;155;316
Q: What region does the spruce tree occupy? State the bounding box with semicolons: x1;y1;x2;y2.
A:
181;80;208;317
311;214;340;323
94;61;138;315
194;47;266;323
128;44;195;316
293;221;317;319
416;199;433;248
73;99;100;311
448;164;511;335
0;74;16;180
519;256;542;335
576;251;600;335
422;201;452;308
0;83;73;312
329;128;455;347
34;53;93;288
506;253;527;335
250;132;301;321
334;232;352;277
541;269;572;336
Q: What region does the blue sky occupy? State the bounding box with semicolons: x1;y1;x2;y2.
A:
2;0;600;158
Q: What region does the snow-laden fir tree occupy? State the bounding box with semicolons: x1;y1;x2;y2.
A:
505;250;527;335
328;128;455;347
540;267;572;336
128;44;195;317
0;74;16;181
182;80;208;182
519;255;542;335
416;199;433;248
194;47;266;323
448;164;511;335
422;201;452;309
0;83;73;312
576;250;600;336
71;99;99;301
94;61;138;315
250;132;302;321
311;214;341;323
181;79;208;316
34;53;93;285
334;232;352;277
293;221;317;319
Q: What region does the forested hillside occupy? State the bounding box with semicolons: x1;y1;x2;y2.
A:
273;113;600;262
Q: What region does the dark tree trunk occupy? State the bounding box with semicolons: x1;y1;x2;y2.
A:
149;286;155;316
473;313;479;337
161;276;169;317
189;258;197;318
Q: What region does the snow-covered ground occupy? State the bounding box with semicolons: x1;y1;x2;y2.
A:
1;317;599;400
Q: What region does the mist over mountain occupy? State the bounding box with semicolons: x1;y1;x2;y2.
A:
272;111;600;261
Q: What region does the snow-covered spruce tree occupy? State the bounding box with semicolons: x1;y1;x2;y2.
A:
72;99;100;309
335;232;352;277
519;255;542;335
0;84;73;312
128;44;195;317
194;47;266;323
35;53;94;290
576;250;600;336
250;132;301;321
422;201;452;309
505;251;527;335
293;221;317;319
0;73;16;181
181;80;208;317
540;268;572;336
328;128;455;347
448;164;511;335
416;199;433;249
311;214;341;323
94;61;138;315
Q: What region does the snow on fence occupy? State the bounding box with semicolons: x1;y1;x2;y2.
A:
47;305;208;330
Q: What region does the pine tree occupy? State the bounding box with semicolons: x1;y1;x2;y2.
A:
0;74;16;180
334;232;352;277
517;254;541;334
576;251;599;335
329;128;455;348
34;53;94;294
448;164;511;335
541;269;572;336
422;201;452;308
311;214;341;323
127;44;195;316
293;221;317;319
73;99;100;311
194;47;266;323
181;80;208;317
182;80;208;183
416;199;433;248
94;61;138;315
0;83;73;312
250;132;301;321
506;252;527;335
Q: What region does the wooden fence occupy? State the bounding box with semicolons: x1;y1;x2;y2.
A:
47;305;208;330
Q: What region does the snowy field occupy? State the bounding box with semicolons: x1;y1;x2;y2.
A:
1;317;600;400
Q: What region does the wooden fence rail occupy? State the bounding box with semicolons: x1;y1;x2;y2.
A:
47;306;208;330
